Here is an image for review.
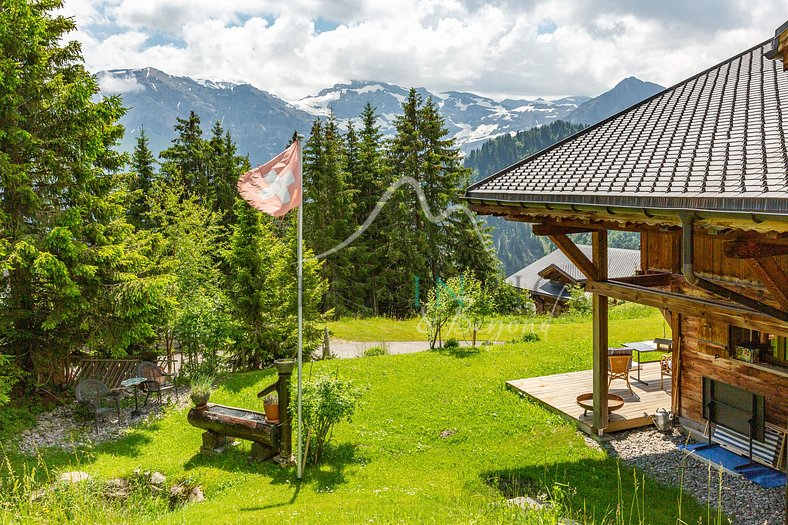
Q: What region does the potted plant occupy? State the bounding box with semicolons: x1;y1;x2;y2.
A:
263;392;279;423
189;374;215;409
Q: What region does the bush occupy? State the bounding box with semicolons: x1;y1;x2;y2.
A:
510;332;540;343
0;355;21;407
443;338;460;348
362;346;388;357
567;284;592;316
296;371;364;466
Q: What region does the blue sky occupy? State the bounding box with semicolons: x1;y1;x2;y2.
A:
62;0;788;100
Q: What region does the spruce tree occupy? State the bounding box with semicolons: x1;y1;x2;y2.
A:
206;121;249;226
380;89;500;314
303;115;355;314
159;111;209;199
0;0;168;384
128;127;157;227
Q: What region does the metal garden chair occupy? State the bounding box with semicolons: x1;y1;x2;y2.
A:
134;361;179;406
75;379;122;429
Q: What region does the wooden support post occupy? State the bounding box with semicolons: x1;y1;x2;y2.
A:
592;230;609;433
670;312;682;416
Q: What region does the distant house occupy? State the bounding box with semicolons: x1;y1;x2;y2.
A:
507;246;640;314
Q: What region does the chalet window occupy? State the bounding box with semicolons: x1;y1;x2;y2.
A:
765;334;788;367
729;326;788;368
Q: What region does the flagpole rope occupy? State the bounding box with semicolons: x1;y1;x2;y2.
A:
313;176;488;260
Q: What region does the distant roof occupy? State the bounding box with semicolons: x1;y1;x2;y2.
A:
507;246;641;299
466;41;788;215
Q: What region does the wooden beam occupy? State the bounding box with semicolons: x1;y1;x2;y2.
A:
533;223;599;236
592;230;609;433
746;257;788;312
548;233;599;281
610;272;673;287
724;240;788;259
585;280;788;336
671;312;681;416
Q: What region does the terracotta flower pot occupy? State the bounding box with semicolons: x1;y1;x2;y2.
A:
264;403;279;423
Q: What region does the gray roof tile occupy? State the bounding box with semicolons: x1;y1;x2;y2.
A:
506;246;641;299
467;42;788;214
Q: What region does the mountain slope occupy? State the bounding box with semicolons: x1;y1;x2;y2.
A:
97;68;315;165
565;77;665;125
293;80;590;152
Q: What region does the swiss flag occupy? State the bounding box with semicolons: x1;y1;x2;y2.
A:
237;141;301;217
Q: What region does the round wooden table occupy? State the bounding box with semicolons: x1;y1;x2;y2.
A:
576;393;625;417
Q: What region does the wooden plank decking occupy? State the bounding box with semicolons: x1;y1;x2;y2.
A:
507;361;672;434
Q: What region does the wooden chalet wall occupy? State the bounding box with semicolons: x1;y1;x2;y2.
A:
679;316;788;427
641;230;788;429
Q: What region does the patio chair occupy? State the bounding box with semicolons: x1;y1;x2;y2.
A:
660;354;672;390
75;379;122;429
134;361;179;406
608;355;633;395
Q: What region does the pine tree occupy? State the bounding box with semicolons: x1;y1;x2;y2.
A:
0;0;168;384
353;104;387;314
380;89;500;314
303;114;355;314
128;127;157;228
206;121;249;226
159;111;209;199
227;200;326;368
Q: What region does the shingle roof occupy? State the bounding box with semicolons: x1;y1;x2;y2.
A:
466;41;788;215
506;246;641;299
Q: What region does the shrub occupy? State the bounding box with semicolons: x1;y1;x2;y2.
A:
0;355;21;407
443;338;460;348
362;346;388;357
567;284;592;316
295;371;363;466
518;332;540;343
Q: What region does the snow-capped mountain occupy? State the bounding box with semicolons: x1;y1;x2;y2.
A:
97;68;662;165
293;80;590;152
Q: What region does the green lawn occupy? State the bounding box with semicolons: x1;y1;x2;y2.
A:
2;309;713;524
329;303;670;346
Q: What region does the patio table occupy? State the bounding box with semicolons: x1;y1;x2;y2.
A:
622;341;658;385
120;377;148;417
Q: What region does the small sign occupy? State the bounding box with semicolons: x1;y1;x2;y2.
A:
734;345;758;363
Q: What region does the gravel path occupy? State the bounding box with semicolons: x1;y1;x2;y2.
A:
587;428;785;525
8;389;191;455
327;338;497;358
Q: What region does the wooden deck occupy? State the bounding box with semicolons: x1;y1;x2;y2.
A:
507;361;672;435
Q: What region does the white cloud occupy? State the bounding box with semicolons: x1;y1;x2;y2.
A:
96;71;146;93
62;0;788;100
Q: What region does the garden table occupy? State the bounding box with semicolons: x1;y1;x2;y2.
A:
120;377;148;417
622;341;658;385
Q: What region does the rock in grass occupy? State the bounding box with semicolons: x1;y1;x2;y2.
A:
59;471;90;483
105;478;130;499
149;471;166;486
188;486;205;503
506;495;545;510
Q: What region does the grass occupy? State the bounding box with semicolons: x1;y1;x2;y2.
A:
328;303;670;344
1;308;716;524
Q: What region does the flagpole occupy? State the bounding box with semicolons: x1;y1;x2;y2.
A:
296;136;304;480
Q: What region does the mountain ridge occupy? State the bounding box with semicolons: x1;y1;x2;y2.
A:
97;68;663;165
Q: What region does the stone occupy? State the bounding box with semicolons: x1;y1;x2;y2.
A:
149;471;166;486
188;486;205;503
59;471;90;483
105;478;130;499
506;496;545;510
